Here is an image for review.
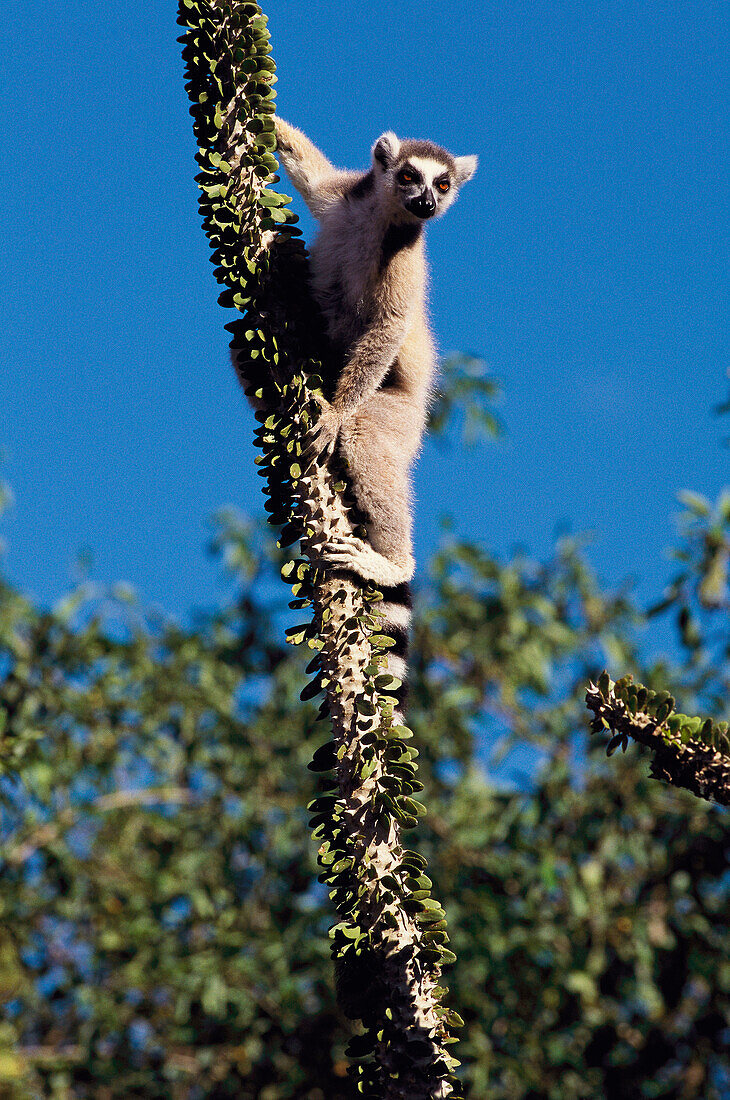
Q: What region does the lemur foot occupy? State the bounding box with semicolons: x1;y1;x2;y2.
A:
319;535;415;586
304;401;343;464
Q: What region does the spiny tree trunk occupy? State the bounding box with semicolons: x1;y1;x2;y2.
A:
178;2;463;1094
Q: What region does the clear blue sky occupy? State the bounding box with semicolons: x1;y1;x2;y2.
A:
1;1;728;621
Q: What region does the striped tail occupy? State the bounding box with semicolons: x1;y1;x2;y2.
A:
377;581;412;722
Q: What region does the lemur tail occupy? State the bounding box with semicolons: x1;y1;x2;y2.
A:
377;581;412;722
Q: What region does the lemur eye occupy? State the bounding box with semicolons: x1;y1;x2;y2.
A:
398;169;414;184
437;179;450;193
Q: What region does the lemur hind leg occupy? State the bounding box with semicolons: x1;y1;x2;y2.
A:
318;392;419;586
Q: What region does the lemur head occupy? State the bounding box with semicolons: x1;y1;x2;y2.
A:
372;132;477;222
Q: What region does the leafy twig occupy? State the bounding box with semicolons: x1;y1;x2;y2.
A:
587;671;730;806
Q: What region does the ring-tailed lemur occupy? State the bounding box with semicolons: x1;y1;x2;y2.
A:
262;119;476;704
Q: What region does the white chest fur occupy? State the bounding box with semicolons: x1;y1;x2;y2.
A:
309;196;423;347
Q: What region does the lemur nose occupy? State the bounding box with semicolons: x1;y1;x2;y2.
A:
408;193;436;219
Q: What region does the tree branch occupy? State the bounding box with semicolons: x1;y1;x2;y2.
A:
586;672;730;807
178;2;462;1094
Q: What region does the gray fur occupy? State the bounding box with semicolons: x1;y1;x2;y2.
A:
398;138;456;170
272;117;477;589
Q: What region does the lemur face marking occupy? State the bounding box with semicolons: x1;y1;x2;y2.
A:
372;133;478;223
396;157;454;220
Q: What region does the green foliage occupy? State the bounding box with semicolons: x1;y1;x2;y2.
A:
429;355;501;445
1;488;729;1097
0;544;344;1096
590;489;730;804
587;671;730;805
663;489;730;623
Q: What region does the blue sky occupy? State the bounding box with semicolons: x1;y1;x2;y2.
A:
1;1;728;622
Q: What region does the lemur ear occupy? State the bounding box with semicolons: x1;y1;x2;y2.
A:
453;155;478;185
373;132;401;170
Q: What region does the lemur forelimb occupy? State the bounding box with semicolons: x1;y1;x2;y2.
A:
271;117;477;588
